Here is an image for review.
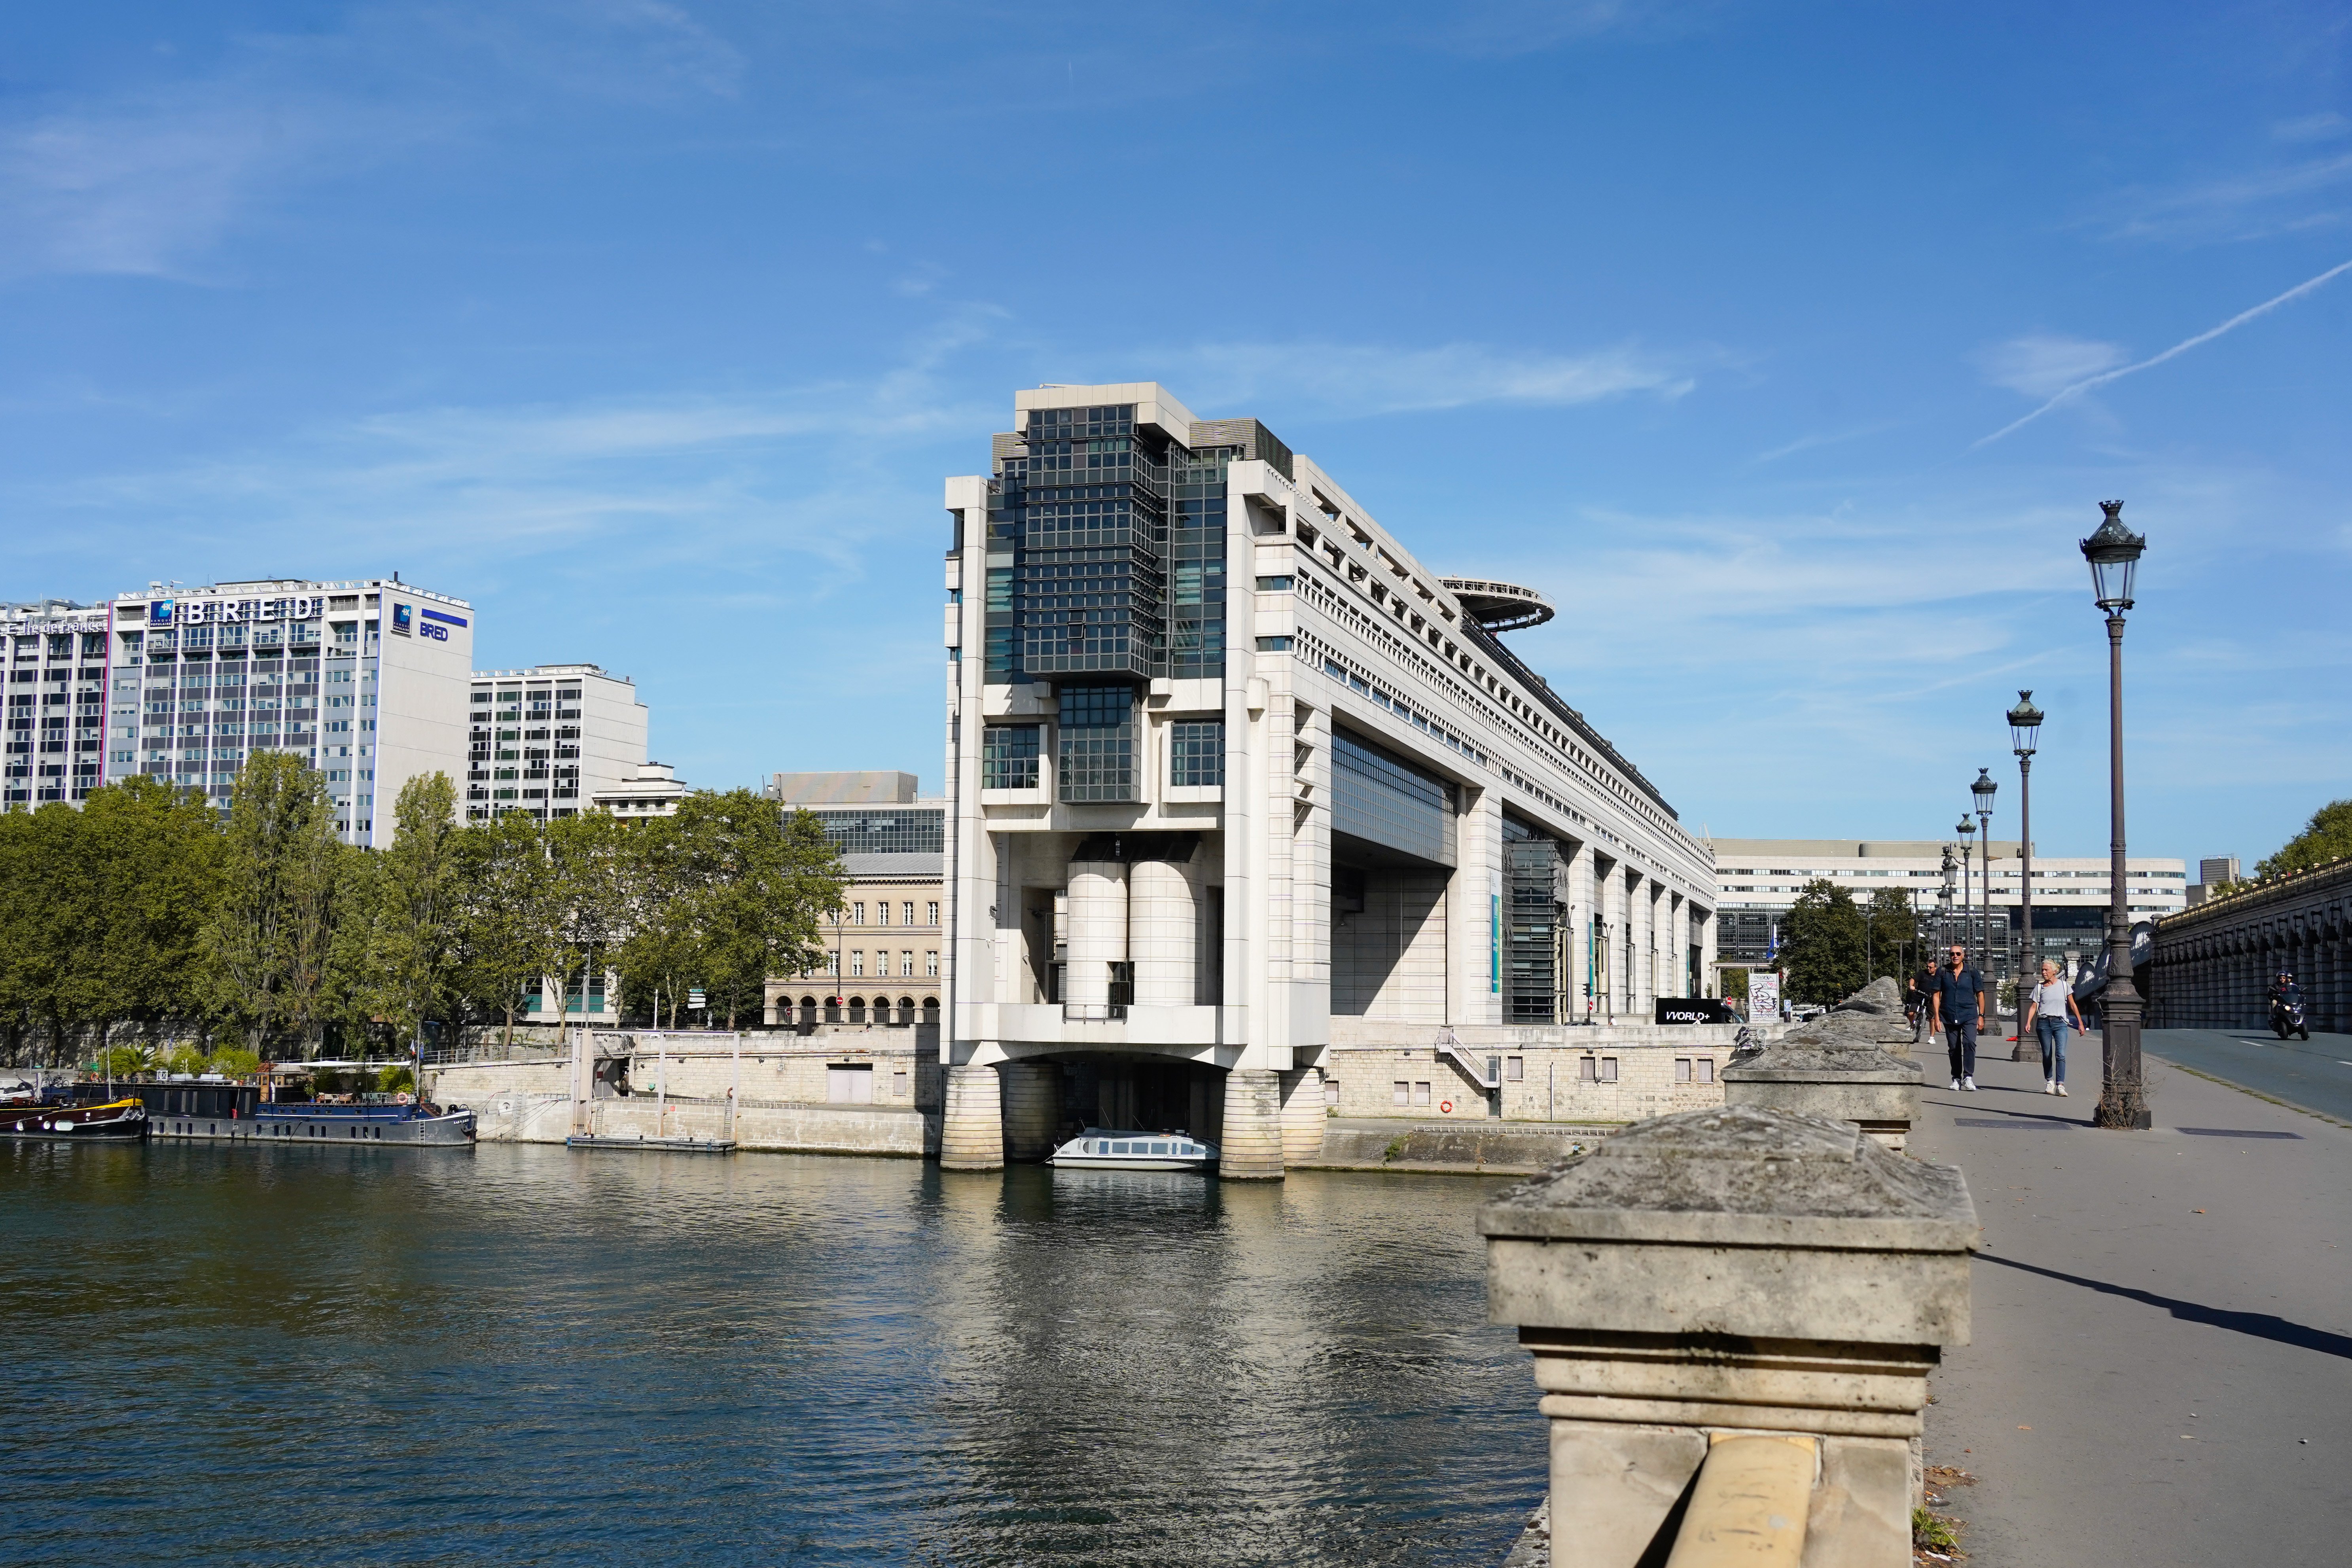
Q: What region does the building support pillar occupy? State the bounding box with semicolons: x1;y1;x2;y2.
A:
1278;1064;1326;1167
939;1062;1005;1170
999;1059;1062;1161
1219;1068;1285;1180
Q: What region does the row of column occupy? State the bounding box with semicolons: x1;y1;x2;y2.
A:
2150;921;2351;1033
1562;850;1696;1021
937;1061;1327;1177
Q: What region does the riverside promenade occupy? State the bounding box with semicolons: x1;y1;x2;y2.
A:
1907;1034;2352;1564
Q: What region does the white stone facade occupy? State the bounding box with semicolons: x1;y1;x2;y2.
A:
467;663;648;822
938;383;1718;1173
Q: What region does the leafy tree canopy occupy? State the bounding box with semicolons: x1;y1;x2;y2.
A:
2255;799;2352;881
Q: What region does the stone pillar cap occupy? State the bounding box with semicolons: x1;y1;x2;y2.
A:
1721;1043;1921;1084
1479;1106;1977;1254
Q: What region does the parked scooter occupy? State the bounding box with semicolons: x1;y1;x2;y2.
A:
2271;995;2310;1041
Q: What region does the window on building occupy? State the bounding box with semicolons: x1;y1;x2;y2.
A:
1696;1058;1715;1084
1392;1080;1409;1107
902;901;915;926
1412;1081;1431;1107
876;900;890;926
1676;1058;1693;1083
849;951;864;977
852;902;865;924
1169;720;1224;788
925;951;939;977
1505;1056;1524;1081
1324;1080;1340;1106
1600;1057;1619;1082
893;1070;910;1098
1578;1057;1598;1082
825;952;839;977
1058;685;1136;802
926;901;939;925
982;723;1042;790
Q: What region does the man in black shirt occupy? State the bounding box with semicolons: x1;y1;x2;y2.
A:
1929;944;1986;1092
1908;964;1937;1042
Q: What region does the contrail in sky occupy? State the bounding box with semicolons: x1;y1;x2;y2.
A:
1973;257;2352;449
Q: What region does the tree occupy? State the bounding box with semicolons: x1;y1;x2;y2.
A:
2255;799;2352;880
76;777;222;1052
1779;878;1868;1004
455;810;557;1047
669;794;844;1030
204;753;354;1057
614;812;701;1028
1861;887;1918;983
542;809;630;1031
365;773;466;1049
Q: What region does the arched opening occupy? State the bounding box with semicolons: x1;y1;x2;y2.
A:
898;996;916;1027
848;996;867;1023
799;996;818;1026
922;997;940;1025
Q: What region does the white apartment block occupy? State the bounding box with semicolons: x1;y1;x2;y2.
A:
4;599;112;807
1712;837;2188;980
104;578;473;846
466;664;648;822
939;383;1717;1176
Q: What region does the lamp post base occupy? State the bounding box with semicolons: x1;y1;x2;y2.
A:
2091;1093;2152;1131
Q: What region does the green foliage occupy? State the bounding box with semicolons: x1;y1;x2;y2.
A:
203;754;358;1057
160;1043;210;1076
210;1046;263;1078
355;772;466;1045
1780;879;1869;1004
377;1063;415;1093
1861;886;1918;981
1719;968;1750;1002
2255;799;2352;880
453;808;557;1045
96;1043;156;1078
1912;1507;1960;1550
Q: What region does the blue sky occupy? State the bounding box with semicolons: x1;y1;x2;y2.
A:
4;1;2348;871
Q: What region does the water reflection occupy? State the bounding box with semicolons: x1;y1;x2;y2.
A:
0;1143;1542;1566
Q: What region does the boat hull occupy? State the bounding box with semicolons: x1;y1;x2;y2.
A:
1048;1154;1210;1172
0;1099;148;1141
248;1108;477;1146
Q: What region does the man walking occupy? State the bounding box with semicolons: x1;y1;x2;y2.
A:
2021;959;2085;1096
1930;943;1985;1091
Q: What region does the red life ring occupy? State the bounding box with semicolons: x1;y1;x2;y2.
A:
1439;1099;1453;1114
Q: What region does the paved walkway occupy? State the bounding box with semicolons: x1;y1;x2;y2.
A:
1906;1036;2352;1565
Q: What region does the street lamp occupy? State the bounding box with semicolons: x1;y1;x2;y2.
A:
2008;691;2044;1059
1956;815;1976;971
1938;845;1956;957
1972;768;1998;990
2082;500;2150;1129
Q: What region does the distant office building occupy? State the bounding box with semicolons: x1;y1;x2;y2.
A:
766;771;945;1028
1711;837;2188;981
2200;856;2240;885
766;770;919;805
3;599;110;807
593;760;687;818
106;578;473;845
466;664;647;822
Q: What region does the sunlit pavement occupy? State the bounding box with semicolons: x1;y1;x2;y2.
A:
1904;1038;2352;1566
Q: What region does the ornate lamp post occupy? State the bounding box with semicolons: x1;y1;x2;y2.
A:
1956;815;1976;970
1973;768;1999;995
2082;500;2150;1129
1938;845;1956;958
2007;692;2044;1059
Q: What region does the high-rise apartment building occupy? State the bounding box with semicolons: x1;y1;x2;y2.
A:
465;664;647;822
103;578;473;844
3;599;111;807
940;383;1716;1174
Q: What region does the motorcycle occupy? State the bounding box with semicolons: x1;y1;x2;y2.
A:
2271;995;2310;1042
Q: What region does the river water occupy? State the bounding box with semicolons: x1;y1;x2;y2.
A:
2;1142;1545;1566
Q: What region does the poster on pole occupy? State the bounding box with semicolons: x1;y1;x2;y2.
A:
1748;971;1781;1023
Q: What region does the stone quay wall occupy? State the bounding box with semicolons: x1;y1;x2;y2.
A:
1322;1019;1754;1126
2146;858;2352;1032
424;1024;943;1157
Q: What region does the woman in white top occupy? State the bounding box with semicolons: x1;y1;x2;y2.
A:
2021;960;2088;1095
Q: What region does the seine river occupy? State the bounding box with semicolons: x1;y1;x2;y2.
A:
2;1142;1543;1566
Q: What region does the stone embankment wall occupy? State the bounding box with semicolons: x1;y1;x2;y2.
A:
1322;1019;1753;1125
2146;858;2352;1032
425;1025;942;1158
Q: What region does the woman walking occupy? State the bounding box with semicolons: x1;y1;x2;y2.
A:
2021;960;2086;1095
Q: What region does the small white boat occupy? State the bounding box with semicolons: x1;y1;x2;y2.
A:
1048;1128;1218;1172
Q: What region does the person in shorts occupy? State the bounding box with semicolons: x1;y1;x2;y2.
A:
2021;960;2085;1095
1929;944;1985;1091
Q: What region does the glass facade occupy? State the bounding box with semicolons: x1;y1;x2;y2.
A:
981;723;1041;790
810;806;946;856
1503;817;1568;1023
1330;728;1456;866
980;405;1289;690
1057;684;1136;803
1168;720;1223;788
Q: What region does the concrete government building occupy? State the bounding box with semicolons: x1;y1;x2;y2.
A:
939;383;1719;1177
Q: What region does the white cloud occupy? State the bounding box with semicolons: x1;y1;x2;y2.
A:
2272;112;2350;144
1172;339;1697;418
2095;150;2352;243
1973;335;2127;400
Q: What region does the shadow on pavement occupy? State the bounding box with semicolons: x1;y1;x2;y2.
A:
1975;1252;2352;1362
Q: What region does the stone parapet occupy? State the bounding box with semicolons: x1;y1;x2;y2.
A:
1722;979;1921;1150
1482;1105;1977;1568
